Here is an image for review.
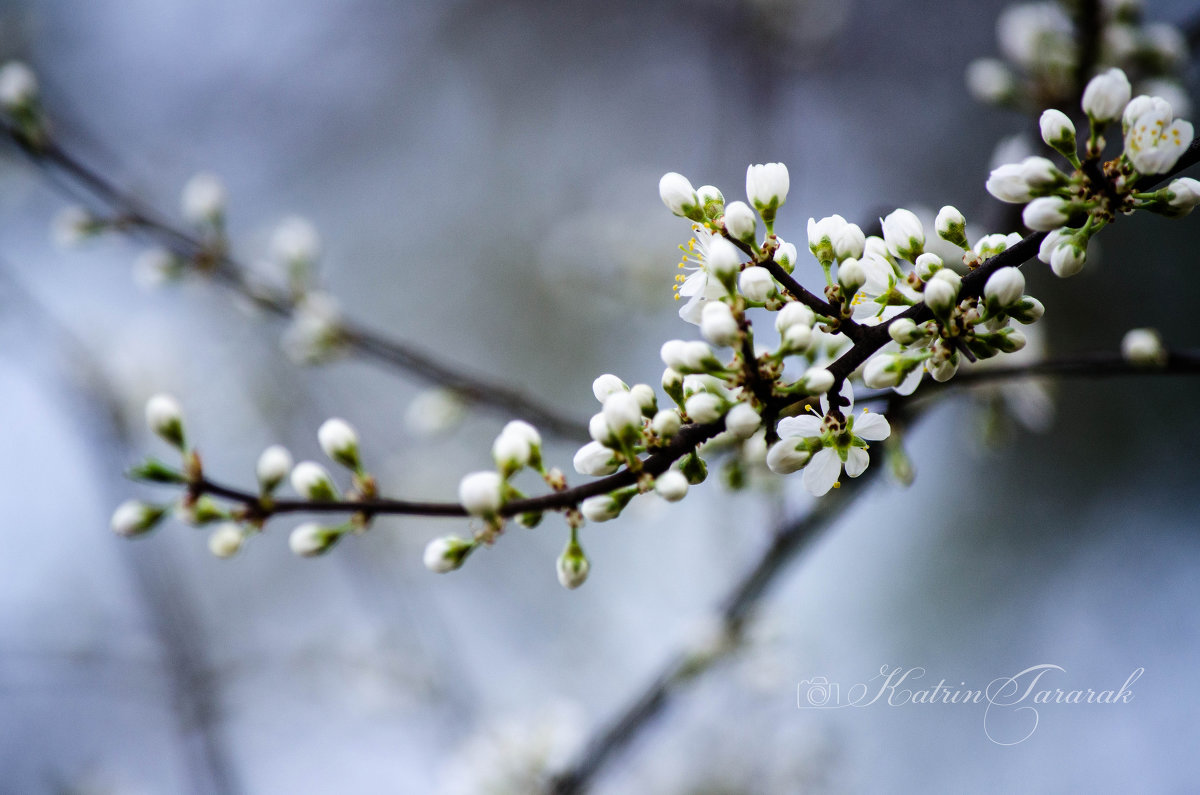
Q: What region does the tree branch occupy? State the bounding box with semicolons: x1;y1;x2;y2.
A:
0;117;591;441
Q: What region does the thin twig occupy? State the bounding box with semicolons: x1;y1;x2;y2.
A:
0;117;591;441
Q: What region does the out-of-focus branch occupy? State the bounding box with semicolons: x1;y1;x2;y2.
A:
0;117;591;441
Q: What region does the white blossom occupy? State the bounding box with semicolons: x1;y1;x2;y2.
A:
675;227;730;324
1123;97;1193;174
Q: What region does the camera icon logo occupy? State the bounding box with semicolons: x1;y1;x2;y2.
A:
797;676;841;708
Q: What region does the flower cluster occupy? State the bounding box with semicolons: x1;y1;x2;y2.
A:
967;1;1190;117
987;67;1199;277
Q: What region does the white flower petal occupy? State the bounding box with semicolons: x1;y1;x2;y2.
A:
853;412;891;441
844;446;870;478
802;448;841;496
777;415;822;438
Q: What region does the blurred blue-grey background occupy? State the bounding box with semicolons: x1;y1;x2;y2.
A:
2;0;1200;792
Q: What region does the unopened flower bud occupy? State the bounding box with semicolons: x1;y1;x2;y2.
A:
592;374;628;403
181;172;227;225
556;541;590;589
914;252;943;281
0;61;38;110
291;461;339;501
1121;328;1166;366
881;209;924;261
923;275;958;315
659;172;703;221
145;394;186;449
629;384;657;415
724;402;761;439
984;267;1025;310
289;522;338;557
700;301;740;347
580;489;635;522
1022;196;1071;231
837;257;866;294
935;206;968;248
573;440;619;476
1049;239;1087;277
766;439;811;474
423;535;475;573
697;184;725;220
270;216;320;264
256;445;293;493
110;500;166;538
459;471;504;517
705;236;743;285
208;523;244;558
775;301;815;333
685;392;726;424
863;354;903;389
986;162;1033;204
745;162;789;228
738;266;775;302
1039;109;1077;157
804;367;834;394
651;409;682;438
654;470;689;502
318;418;361;470
888;317;921;345
723;201;757;245
1082;68;1131;124
603;391;644;439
